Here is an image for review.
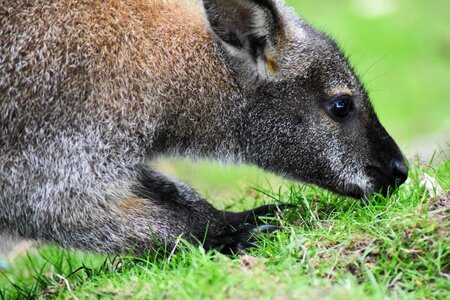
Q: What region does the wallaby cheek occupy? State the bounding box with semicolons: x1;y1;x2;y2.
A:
288;119;368;196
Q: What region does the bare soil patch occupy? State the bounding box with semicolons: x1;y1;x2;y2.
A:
429;190;450;222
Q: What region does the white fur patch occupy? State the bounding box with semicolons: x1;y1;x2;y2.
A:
324;137;372;196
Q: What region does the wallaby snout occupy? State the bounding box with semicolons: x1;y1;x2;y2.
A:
392;160;409;186
359;117;409;197
364;151;408;198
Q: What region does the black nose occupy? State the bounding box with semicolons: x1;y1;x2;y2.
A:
391;159;408;186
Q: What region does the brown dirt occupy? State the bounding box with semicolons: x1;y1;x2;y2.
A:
429;190;450;222
239;254;267;272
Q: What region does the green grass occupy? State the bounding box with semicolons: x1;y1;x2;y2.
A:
1;152;449;299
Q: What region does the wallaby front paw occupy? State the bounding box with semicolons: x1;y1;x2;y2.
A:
206;203;295;254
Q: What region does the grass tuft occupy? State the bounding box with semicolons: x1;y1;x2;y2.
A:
1;153;448;299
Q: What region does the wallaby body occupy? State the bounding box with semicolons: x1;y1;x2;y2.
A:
0;0;408;254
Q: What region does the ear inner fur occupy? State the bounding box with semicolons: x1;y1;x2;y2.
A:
202;0;282;80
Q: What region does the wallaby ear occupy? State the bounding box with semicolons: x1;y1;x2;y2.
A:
202;0;281;80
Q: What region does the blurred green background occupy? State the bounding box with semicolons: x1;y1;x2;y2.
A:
159;0;450;203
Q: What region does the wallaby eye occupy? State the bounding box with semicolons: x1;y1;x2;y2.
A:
326;95;354;121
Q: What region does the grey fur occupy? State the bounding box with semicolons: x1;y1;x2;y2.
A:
0;0;407;254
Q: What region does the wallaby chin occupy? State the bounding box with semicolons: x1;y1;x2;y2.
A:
1;0;407;255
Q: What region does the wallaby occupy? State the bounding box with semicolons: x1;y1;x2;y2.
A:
0;0;408;255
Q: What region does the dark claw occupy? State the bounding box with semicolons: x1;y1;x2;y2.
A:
241;241;259;248
248;224;280;235
225;203;296;228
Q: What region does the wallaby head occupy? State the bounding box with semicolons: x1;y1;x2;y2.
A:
203;0;408;198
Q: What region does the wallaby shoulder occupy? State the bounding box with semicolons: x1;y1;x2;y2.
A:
1;0;241;155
